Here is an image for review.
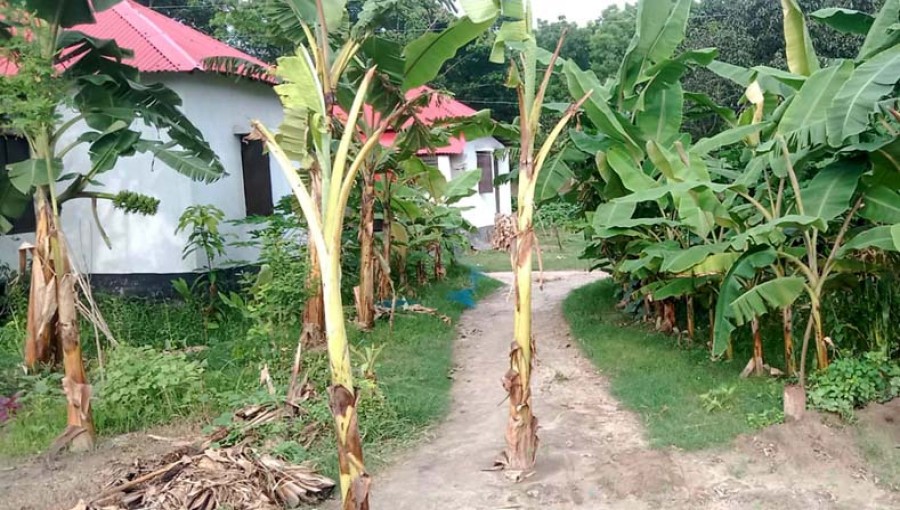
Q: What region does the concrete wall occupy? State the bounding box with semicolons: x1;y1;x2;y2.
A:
0;76;511;276
0;72;285;275
446;137;512;229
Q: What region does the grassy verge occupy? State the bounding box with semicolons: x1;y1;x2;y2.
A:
0;266;501;470
563;279;783;450
461;230;590;272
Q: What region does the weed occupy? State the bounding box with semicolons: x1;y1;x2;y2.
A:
93;346;206;434
700;385;737;412
746;409;784;428
807;353;900;419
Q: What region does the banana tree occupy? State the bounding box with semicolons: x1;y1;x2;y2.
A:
0;0;223;450
248;0;485;504
704;0;900;382
448;0;591;472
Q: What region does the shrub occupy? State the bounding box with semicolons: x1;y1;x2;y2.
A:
93;345;206;433
808;353;900;419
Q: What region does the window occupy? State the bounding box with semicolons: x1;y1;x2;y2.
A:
420;155;438;168
239;136;274;217
477;151;494;193
1;136;36;234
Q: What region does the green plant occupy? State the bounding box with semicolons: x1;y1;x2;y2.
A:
746;408;784;428
93;345;206;433
176;204;228;273
808;352;900;419
699;384;737;412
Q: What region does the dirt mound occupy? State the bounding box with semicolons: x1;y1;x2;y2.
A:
858;399;900;444
593;449;685;499
735;412;866;474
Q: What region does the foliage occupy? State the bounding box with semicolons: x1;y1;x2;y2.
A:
221;206;310;358
176;204;229;271
0;0;225;231
808;353;900;419
93;345;206;433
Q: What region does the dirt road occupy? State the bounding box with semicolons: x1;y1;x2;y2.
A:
361;271;899;509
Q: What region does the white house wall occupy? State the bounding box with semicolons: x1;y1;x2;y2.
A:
0;73;285;275
450;137;512;229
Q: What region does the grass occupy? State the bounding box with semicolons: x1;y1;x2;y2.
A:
0;266;501;473
563;279;783;450
460;229;591;272
855;416;900;491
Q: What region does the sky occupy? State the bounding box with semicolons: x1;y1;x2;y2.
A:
531;0;627;25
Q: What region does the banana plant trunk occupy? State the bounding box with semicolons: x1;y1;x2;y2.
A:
25;190;59;368
302;174;326;347
782;307;796;376
503;163;539;471
26;188;94;450
376;179;393;301
751;317;765;377
686;296;695;341
321;253;370;509
356;168;376;329
811;302;828;370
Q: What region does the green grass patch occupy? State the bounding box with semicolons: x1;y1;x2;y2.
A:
0;266;501;471
460;230;590;272
563;279;783;450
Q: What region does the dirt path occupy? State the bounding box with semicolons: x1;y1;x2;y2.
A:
361;271;900;509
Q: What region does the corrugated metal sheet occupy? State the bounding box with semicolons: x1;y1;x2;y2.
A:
1;2;486;154
1;0;268;77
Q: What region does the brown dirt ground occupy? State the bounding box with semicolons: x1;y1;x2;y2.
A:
2;272;899;509
341;272;900;510
0;422;202;510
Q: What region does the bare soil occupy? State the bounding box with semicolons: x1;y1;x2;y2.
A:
2;272;898;509
0;422;201;510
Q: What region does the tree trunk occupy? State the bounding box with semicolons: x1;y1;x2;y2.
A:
751;317;765;377
500;180;538;472
302;174;326;348
27;188;94;450
782;307;796;376
25;191;58;369
303;243;326;348
376;179;393;302
812;302;829;370
433;242;445;281
686;296;695;341
356;169;375;330
321;253;369;509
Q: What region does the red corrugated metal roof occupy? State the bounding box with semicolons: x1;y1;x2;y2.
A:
0;0;269;78
353;86;477;155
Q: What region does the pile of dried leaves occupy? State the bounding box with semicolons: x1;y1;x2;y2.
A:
491;213;516;252
71;444;334;510
71;396;335;510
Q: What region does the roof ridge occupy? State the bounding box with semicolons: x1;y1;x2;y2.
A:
117;0;197;71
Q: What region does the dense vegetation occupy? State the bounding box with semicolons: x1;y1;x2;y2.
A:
1;0;899;508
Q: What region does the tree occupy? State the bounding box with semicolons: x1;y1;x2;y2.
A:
0;0;223;450
247;0;485;504
683;0;883;111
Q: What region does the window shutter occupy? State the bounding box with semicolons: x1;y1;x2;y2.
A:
240;137;274;217
477;152;493;193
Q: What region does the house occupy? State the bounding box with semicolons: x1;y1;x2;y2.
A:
0;0;511;289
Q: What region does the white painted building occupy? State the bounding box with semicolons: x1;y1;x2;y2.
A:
0;1;511;283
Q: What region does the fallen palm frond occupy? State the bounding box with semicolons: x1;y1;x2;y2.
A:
374;302;451;324
71;445;335;510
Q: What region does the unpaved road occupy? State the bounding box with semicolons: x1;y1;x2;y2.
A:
357;271;899;509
